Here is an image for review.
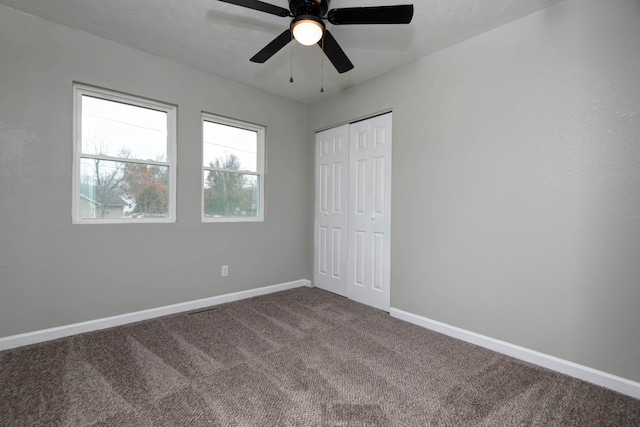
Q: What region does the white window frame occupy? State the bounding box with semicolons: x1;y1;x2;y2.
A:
201;113;265;223
72;84;177;224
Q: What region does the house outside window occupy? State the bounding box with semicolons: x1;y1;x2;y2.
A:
202;114;265;222
72;84;177;223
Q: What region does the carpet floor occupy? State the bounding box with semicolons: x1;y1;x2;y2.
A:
1;287;639;426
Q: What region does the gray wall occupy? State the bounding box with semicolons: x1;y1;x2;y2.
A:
308;0;640;382
0;6;310;337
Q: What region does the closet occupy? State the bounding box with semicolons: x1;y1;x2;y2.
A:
314;113;392;311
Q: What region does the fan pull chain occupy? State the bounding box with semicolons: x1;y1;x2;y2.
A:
320;33;325;93
289;31;294;83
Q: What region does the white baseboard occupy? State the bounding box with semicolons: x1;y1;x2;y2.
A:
0;279;312;352
390;308;640;400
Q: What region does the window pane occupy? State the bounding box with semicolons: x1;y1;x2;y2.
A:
203;121;257;172
80;158;169;219
203;171;259;218
81;95;168;162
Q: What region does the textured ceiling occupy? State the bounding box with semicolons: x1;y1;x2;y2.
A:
0;0;564;103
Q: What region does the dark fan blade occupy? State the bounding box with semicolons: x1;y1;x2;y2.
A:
218;0;290;17
328;5;414;25
319;30;354;74
250;29;292;63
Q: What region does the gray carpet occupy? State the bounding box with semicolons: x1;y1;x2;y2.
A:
1;287;639;426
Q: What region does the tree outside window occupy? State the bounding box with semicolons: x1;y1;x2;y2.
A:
73;85;176;223
202;116;264;222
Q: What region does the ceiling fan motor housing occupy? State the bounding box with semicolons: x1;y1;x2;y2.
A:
289;0;329;17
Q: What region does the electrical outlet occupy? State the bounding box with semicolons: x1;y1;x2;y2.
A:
221;265;228;277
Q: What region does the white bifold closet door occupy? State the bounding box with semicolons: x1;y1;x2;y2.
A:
314;123;350;297
314;113;392;311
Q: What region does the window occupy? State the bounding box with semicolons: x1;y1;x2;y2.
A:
202;114;265;222
73;84;176;223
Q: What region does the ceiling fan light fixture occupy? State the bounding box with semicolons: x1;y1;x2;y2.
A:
292;16;324;46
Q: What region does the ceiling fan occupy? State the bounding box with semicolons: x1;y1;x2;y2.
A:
218;0;414;73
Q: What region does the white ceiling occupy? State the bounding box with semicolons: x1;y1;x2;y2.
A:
0;0;564;103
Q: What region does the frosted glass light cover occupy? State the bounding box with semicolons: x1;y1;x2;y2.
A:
293;20;323;46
